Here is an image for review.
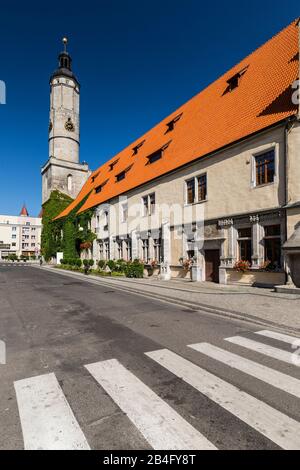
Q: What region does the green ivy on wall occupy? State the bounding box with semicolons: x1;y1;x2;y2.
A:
41;190;96;261
41;191;73;261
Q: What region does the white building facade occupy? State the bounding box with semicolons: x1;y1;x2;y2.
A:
0;206;42;259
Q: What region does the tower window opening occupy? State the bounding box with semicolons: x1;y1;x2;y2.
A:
67;174;73;191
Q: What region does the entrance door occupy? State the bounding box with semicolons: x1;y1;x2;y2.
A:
205;250;220;283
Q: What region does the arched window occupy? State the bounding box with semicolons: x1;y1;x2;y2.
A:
67;174;73;191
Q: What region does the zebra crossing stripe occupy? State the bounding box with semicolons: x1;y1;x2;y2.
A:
188;342;300;399
85;358;216;450
225;336;294;364
255;330;300;346
146;348;300;450
14;372;90;450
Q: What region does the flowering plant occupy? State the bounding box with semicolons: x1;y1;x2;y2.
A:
234;260;251;272
150;259;159;268
180;258;193;270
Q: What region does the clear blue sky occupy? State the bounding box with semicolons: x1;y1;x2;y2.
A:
0;0;299;216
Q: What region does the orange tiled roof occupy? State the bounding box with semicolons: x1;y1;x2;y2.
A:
56;20;299;219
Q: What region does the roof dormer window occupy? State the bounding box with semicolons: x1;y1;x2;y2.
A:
116;164;133;182
95;179;108;193
165;113;182;133
109;159;119;171
147;150;162;164
146;141;172;165
132;140;146;155
224;66;249;94
91;171;100;183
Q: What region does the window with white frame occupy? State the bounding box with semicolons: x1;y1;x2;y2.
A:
153;238;161;262
186;174;207;204
142;239;149;263
142;193;155;216
149;193;156;215
264;225;281;268
117;240;123;259
125;239;132;261
99;242;104;259
237;227;252;264
103;211;109;230
121;203;128;222
254;149;275;186
104;240;110;259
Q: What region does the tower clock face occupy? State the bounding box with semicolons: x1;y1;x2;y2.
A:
65;118;75;132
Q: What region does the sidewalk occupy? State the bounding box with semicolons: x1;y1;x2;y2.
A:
40;266;300;333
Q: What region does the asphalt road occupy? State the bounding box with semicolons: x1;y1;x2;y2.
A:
0;265;300;450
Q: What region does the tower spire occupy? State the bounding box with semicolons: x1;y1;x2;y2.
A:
62;37;68;53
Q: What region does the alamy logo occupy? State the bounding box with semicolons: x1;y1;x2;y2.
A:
0;340;6;364
0;80;6;104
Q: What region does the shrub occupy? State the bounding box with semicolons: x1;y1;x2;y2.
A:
76;259;82;268
98;260;106;270
124;260;144;278
115;259;127;273
107;259;116;271
60;259;66;265
83;259;89;267
88;259;94;267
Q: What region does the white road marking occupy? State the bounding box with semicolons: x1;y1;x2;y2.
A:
85;358;216;450
146;348;300;450
189;342;300;398
14;372;90;450
255;330;300;346
225;336;294;364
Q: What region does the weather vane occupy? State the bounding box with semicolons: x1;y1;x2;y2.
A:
62;37;68;53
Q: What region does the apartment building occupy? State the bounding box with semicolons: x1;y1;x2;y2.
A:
0;205;42;259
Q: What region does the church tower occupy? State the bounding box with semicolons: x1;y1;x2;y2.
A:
41;38;89;204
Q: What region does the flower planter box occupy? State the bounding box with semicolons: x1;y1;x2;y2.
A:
227;269;285;287
144;265;160;277
170;265;191;279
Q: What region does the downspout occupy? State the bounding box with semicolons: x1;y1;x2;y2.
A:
282;18;300;283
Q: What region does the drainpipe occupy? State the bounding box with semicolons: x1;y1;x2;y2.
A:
282;18;300;283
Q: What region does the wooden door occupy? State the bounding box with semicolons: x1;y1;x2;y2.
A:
205;250;220;283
